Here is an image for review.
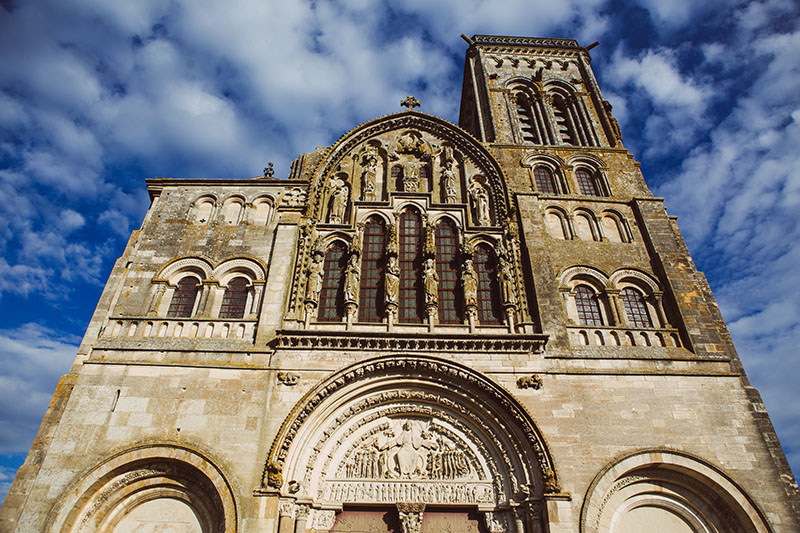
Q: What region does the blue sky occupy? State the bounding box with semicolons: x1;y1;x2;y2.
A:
1;0;798;500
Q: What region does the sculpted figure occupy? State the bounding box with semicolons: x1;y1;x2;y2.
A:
385;255;400;306
461;258;478;308
328;179;349;224
469;178;491;225
423;258;438;306
305;252;324;304
362;147;379;200
343;254;360;305
403;161;421;192
498;259;517;306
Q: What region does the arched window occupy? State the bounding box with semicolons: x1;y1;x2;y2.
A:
167;277;200;318
219;277;249;319
515;93;539;143
392;165;404;188
436;219;461;324
398;209;423;323
318;242;347;322
576;168;603;196
534;166;557;194
193;198;214;224
474;245;502;325
622;287;652;328
358;217;386;322
552;94;577;146
574;285;603;326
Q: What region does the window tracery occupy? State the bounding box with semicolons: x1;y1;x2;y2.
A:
574;285;603;326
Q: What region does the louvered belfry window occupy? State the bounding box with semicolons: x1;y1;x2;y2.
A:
219;276;248;319
436;219;461;324
575;285;604;325
167;277;200;318
474;245;502;325
358;217;386;322
318;242;347;322
398;209;424;323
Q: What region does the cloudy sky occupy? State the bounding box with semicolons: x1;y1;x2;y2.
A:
1;0;798;500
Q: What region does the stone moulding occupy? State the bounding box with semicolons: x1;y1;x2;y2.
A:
261;353;562;507
274;329;548;354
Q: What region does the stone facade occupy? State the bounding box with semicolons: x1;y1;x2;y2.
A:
1;35;798;532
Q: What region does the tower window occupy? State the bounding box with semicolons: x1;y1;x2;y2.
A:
622;287;652;328
474;245;502;325
318;242;347;322
358;217;386;322
392;165;404;189
575;285;603;326
219;277;249;319
398;209;424;323
552;95;577;146
436;219;461;324
534;166;557;194
167;277;200;318
576;168;603;196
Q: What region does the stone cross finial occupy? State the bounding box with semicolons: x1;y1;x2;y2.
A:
401;96;420;110
263;162;274;178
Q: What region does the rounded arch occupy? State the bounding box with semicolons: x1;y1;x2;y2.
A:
609;268;660;293
158;256;213;283
191;195;217;224
580;449;770;533
44;443;238;533
212;257;267;283
306;111;512;224
264;355;558;510
559;266;609;292
429;212;462;230
567;153;608;172
354;208;394;227
250;195;275;225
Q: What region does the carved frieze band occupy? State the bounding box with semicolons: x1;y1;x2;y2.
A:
275;330;547;354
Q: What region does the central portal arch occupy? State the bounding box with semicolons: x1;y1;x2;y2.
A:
263;355;557;532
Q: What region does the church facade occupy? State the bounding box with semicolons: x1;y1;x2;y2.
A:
1;34;798;532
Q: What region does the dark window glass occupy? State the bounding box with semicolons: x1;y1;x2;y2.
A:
318;243;347;322
420;165;430;186
358;217;386;322
398;209;424;323
436;219;461;324
392;165;404;188
534;166;557;194
575;285;604;325
622;287;652;328
167;277;200;318
219;277;249;319
576;168;601;196
474;245;502;325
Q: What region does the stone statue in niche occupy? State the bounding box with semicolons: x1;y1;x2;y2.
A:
498;258;517;307
343;253;360;306
328;177;349;224
468;177;491;225
361;146;379;201
423;258;438;306
403;161;421;192
440;145;458;203
305;251;324;305
385;255;400;306
461;258;478;309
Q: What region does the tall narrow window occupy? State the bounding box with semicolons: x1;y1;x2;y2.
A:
575;285;604;325
399;209;423;323
474;245;502;325
515;93;539;143
436;219;461;324
219;277;249;319
576;168;602;196
552;95;577;146
534;166;557;194
359;217;386;322
392;165;404;189
419;165;430;189
167;277;200;318
318;243;347;322
622;287;652;328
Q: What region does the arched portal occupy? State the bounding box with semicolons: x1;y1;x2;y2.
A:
44;444;237;533
263;355;558;532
